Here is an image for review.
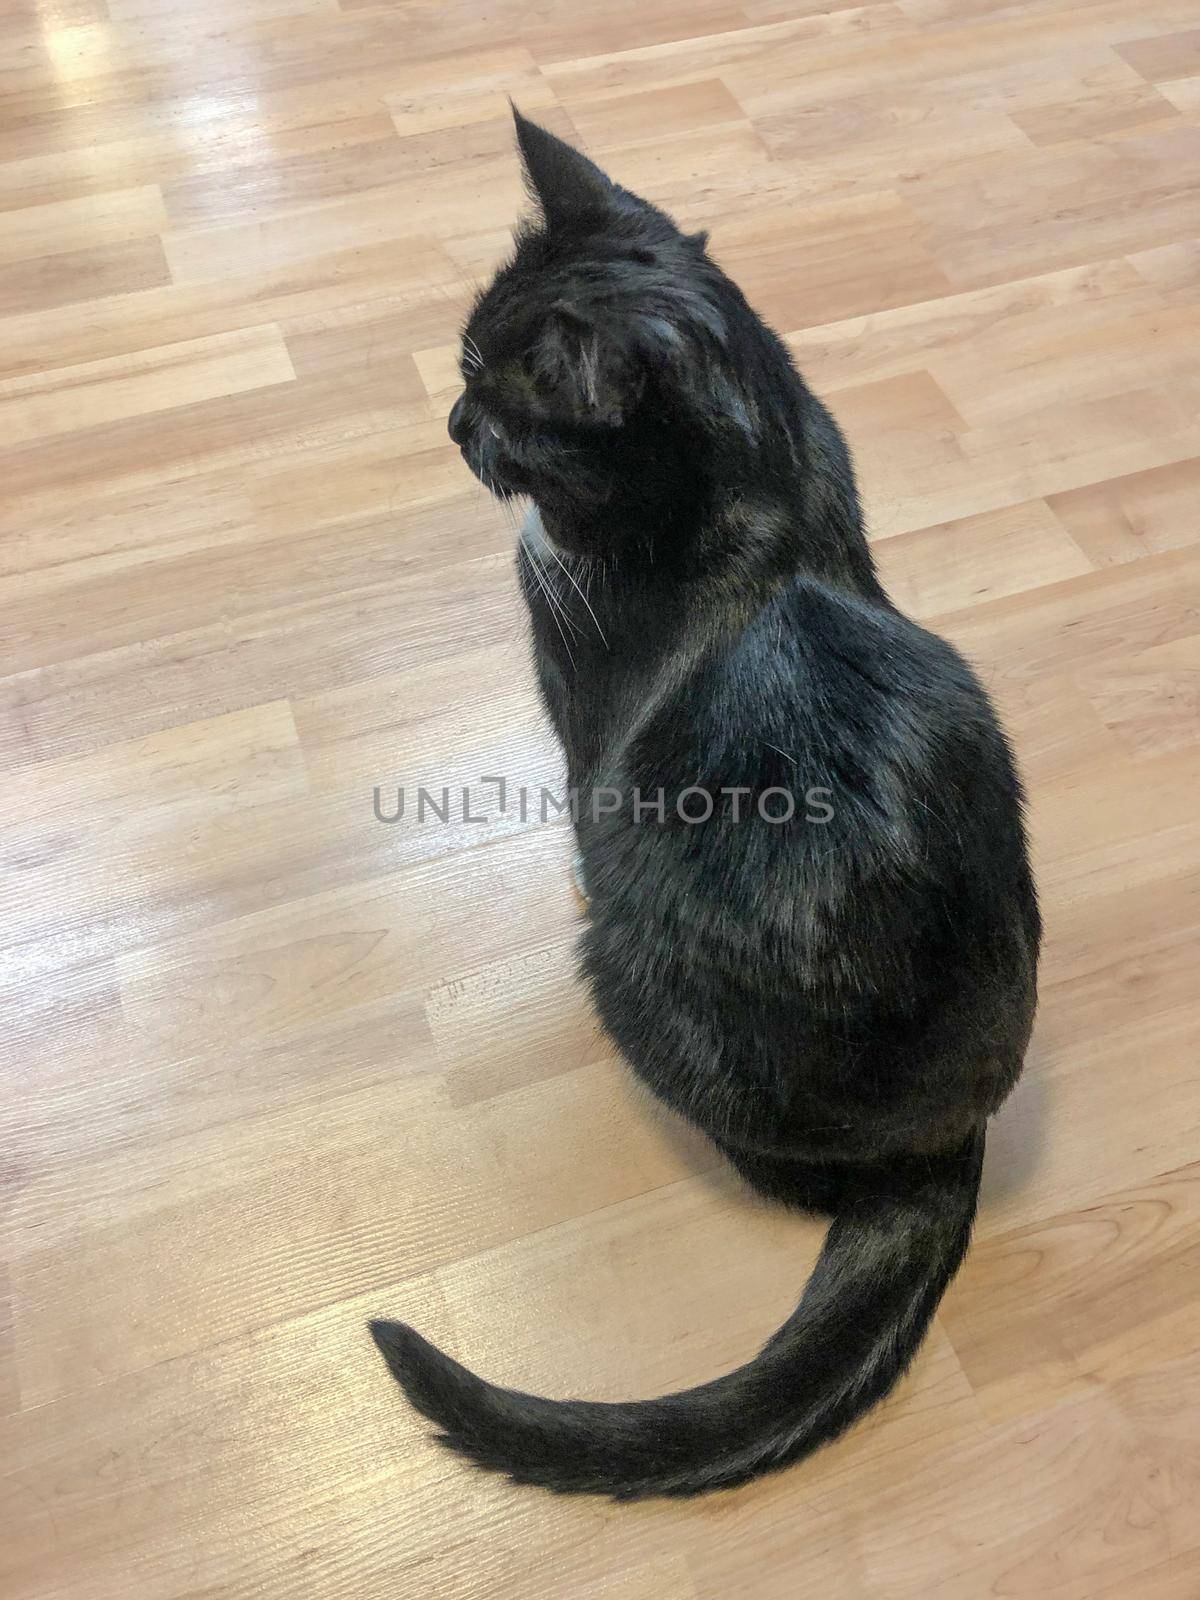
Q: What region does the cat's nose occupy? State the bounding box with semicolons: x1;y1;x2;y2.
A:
447;393;471;447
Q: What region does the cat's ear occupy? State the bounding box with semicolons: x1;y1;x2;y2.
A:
511;106;620;227
538;302;647;425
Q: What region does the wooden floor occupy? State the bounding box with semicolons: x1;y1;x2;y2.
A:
2;0;1199;1594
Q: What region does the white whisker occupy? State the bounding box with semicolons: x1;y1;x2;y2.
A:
486;481;578;666
527;549;578;666
544;539;609;650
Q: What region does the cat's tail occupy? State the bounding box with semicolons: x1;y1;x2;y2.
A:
368;1132;983;1499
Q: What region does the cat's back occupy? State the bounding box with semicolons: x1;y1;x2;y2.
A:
583;572;1038;1130
621;574;1016;853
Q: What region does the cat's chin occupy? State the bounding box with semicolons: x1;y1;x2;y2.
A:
460;435;525;501
527;504;602;558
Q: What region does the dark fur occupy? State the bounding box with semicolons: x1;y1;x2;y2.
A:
370;110;1040;1499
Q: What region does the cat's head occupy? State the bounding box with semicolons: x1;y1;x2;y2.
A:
447;109;790;553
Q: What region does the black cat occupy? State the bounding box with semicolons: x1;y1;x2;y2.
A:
370;110;1040;1499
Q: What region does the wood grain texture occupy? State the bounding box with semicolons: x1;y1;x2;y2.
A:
1;0;1198;1594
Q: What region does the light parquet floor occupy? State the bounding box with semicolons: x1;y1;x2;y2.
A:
2;0;1199;1596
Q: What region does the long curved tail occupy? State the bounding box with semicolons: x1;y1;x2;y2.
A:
369;1134;983;1499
